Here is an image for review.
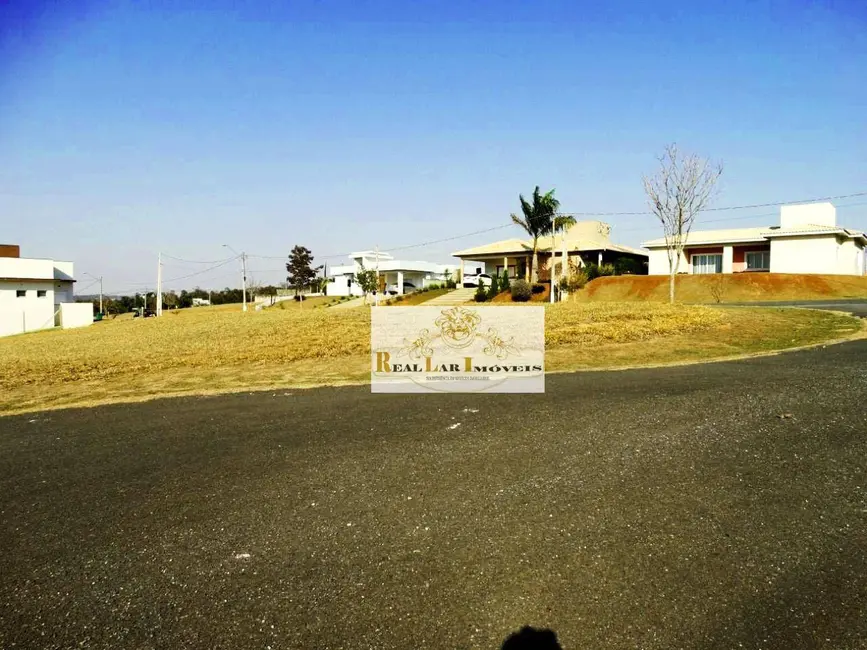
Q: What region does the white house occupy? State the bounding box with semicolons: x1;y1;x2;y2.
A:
0;244;93;338
326;251;458;297
642;202;867;276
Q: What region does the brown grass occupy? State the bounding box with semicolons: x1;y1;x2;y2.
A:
0;302;859;415
582;273;867;303
384;288;451;306
270;296;334;309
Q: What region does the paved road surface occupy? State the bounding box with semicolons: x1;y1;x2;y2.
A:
725;299;867;318
2;340;867;649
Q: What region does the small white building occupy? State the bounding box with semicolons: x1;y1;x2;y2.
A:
642;202;867;276
326;251;458;296
0;244;93;338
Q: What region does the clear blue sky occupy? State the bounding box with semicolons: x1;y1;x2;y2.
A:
1;0;865;294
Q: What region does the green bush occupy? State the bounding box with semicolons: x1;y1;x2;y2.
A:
446;278;456;289
474;283;488;302
486;274;499;300
511;279;531;302
558;269;589;293
598;263;616;277
501;271;511;293
614;258;645;275
531;283;545;294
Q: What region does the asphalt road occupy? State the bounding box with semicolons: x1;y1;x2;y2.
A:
725;299;867;318
2;339;867;649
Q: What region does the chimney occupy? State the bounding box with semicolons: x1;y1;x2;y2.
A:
0;244;20;258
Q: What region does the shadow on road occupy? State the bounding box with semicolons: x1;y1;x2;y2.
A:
501;626;563;650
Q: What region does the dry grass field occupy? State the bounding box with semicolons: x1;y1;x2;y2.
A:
0;302;860;414
581;273;867;303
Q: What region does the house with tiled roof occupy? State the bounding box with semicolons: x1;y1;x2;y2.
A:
452;221;648;280
641;202;866;276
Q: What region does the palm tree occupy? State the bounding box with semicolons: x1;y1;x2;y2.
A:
511;187;576;282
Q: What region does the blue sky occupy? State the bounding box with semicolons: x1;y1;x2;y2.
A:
1;0;865;294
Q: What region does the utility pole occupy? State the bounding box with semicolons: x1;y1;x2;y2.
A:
222;244;247;312
550;214;557;304
156;252;163;317
84;272;104;314
374;245;380;307
241;251;248;312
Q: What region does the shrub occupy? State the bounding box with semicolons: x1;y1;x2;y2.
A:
445;278;456;289
531;283;545;294
598;263;616;277
500;271;511;293
558;269;589;293
474;283;488;302
486;274;499;300
614;257;644;275
511;279;531;302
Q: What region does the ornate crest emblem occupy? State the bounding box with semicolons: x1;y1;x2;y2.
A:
400;306;519;360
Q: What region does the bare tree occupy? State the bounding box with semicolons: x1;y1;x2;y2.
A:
643;144;723;303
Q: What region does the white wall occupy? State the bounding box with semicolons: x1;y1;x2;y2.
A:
647;249;689;275
780;202;836;229
53;261;75;281
0;257;55;280
326;276;363;297
59;302;94;329
835;238;865;275
0;283;57;337
770;236;843;274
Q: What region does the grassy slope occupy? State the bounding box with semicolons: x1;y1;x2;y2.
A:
384;288;451;306
581;273;867;303
270;296;334;309
0;302;860;414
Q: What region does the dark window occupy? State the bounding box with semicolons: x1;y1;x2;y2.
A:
16;290;26;298
37;290;47;298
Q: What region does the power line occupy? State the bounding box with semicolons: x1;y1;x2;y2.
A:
563;191;867;217
103;190;867;294
74;278;101;294
161;253;237;265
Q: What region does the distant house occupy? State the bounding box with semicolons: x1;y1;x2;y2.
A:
642;202;867;276
0;244;93;337
326;251;458;296
452;220;648;279
191;298;211;307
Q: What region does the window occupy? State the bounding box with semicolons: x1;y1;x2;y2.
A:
692;254;722;274
16;289;26;298
745;250;770;271
37;290;47;297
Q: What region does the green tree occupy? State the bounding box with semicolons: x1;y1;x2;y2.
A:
286;245;323;296
474;282;488;302
510;187;576;282
486;273;499;300
500;269;511;293
355;262;378;304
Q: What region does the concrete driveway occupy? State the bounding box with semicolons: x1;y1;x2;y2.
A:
1;342;866;649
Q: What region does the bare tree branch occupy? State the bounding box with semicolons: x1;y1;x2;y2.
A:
643;143;723;303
